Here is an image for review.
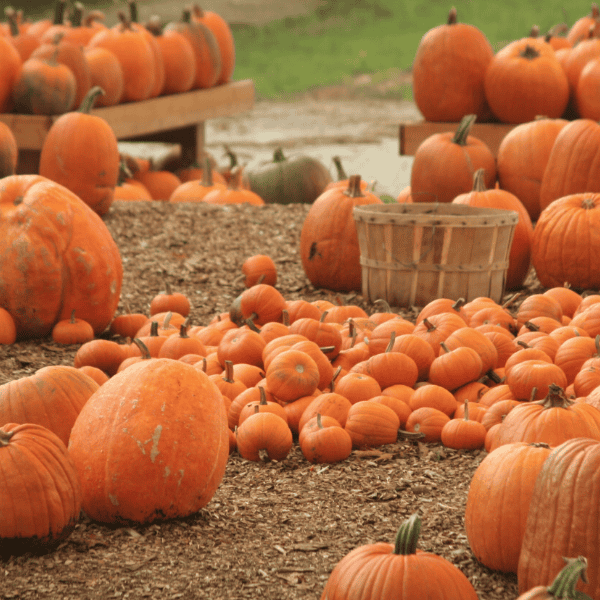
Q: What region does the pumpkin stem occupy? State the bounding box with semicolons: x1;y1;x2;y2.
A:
128;0;139;23
5;8;20;37
53;0;66;24
529;24;540;38
343;174;365;198
393;513;422;555
520;44;541;60
281;310;290;327
545;556;591;598
223;360;235;383
0;430;15;447
536;383;574;409
422;318;435;332
524;320;540;332
582;196;596;210
201;157;215;187
258;386;268;405
447;6;457;25
451;114;477;146
272;147;287;163
332;156;348;181
192;4;205;19
385;330;396;353
70;1;84;27
373;298;392;313
471;168;487;192
132;338;151;359
452;298;466;311
117;11;132;29
398;430;425;441
223;145;239;169
70;309;77;324
439;341;450;355
149;321;159;337
463;399;470;421
79;86;105;113
330;365;343;391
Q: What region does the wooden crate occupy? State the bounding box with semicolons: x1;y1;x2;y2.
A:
399;120;515;157
0;79;255;174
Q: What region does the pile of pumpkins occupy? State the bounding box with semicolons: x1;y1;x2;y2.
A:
0;0;234;114
3;252;600;596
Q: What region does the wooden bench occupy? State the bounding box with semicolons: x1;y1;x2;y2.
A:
399;121;515;157
0;79;255;174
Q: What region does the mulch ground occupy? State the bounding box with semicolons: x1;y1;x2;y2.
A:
0;200;537;599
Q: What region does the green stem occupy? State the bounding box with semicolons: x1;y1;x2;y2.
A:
393;513;421;555
79;86;105;113
273;147;286;163
452;114;477;146
546;556;591;599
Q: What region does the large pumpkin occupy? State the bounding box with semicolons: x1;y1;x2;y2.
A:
532;193;600;290
0;175;123;339
68;358;229;524
0;422;81;556
518;437;600;598
0;365;98;446
300;175;382;292
412;7;494;122
453;169;533;290
39;87;120;216
320;513;479;600
246;147;332;204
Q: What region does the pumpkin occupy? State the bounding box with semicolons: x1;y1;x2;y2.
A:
203;166;264;205
0;365;98;446
0;121;18;178
539;120;600;212
170;157;227;202
242;254;277;287
567;3;600;44
83;46;124;107
410;114;496;204
39;86;120;216
0;175;123;339
235;411;292;462
300;174;382;292
0;422;82;556
74;338;127;376
0;307;17;345
216;327;266;367
265;348;320;402
12;54;76;115
428;343;483;391
68;359;229;524
440;400;487;450
134;167;182;201
491;383;600;450
299;413;352;464
191;4;235;85
496;117;568;221
411;7;494;122
246;147;332;205
404;406;450;443
5;7;40;62
320;513;478;600
408;384;457;417
505;359;568;401
344;400;400;449
518;438;600;598
0;36;22;113
465;441;552;573
533;193;600;290
51;310;95;345
149;279;191;317
453;169;533;290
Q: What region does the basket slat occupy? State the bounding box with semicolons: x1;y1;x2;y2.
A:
353;203;518;307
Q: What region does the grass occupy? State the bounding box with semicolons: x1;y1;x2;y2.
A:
9;0;597;99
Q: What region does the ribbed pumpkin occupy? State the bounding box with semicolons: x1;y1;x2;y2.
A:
465;441;552;574
532;193;600;290
320;514;479;600
453;169;533;290
0;175;122;339
83;46;124;107
496;117;568;221
539;119;600;212
518;438;600;598
68;359;229;524
410;115;496;204
39;86;120;216
484;35;569;123
0;422;82;556
246;147;332;205
300;175;382;292
412;7;494;122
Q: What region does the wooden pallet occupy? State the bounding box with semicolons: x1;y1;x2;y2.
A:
0;79;255;174
398;120;515;157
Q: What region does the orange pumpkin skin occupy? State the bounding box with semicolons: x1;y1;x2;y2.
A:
465;441;552;574
0;422;82;556
410;115;497;204
300;175;382;292
453;170;533;291
0;175;123;339
539;120;600;212
39;87;120;216
320;514;479;600
496;118;568;222
412;8;493;122
518;438;600;598
68;359;229;524
532;193;600;290
84;46;124;107
0;37;22;113
484;37;569;124
0;122;18;178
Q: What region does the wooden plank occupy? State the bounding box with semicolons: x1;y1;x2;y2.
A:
0;79;255;151
399;121;515;157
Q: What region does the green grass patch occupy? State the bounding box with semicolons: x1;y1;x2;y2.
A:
9;0;596;99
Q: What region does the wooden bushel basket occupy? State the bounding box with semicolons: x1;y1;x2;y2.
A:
353;203;519;308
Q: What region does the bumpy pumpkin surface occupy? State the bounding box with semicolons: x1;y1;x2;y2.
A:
0;175;123;339
68;359;229;524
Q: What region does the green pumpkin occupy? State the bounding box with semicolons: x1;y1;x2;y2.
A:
246;147;332;204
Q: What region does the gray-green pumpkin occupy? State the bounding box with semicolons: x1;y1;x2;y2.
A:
246;147;332;204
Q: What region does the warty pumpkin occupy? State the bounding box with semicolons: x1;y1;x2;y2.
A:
0;175;123;339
